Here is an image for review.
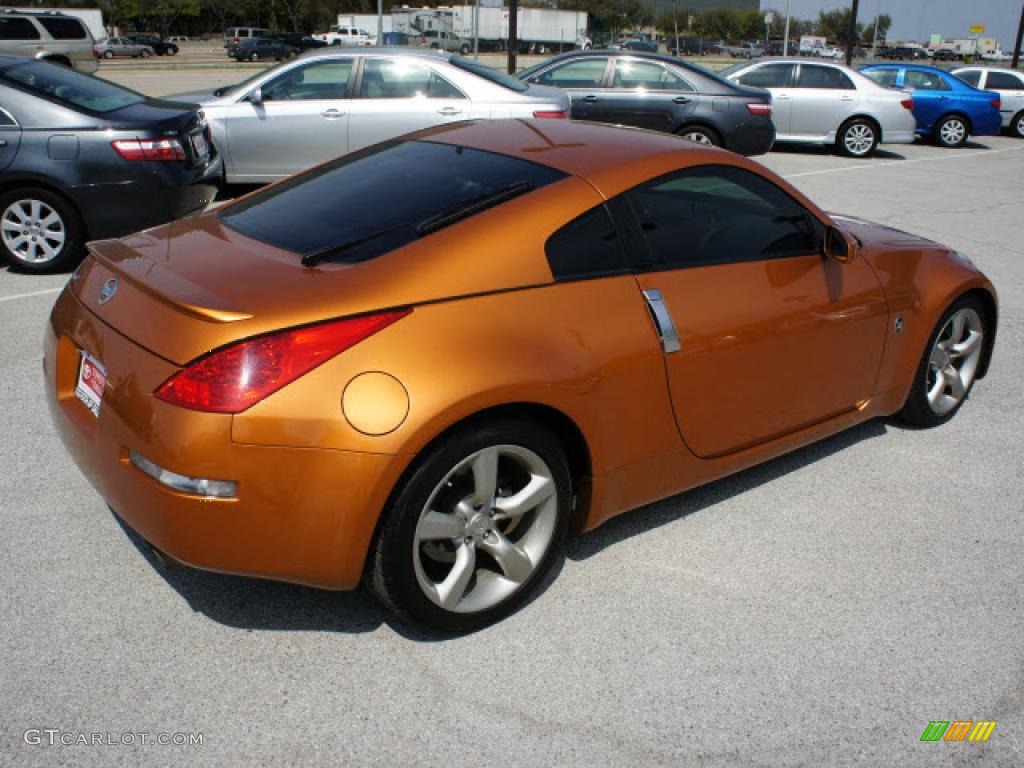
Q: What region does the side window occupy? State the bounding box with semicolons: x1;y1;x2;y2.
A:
545;205;628;280
954;70;981;87
986;71;1024;90
360;58;464;99
532;58;607;88
262;60;353;101
863;68;900;88
904;70;950;91
797;65;855;90
734;64;794;88
38;18;88;40
612;59;693;91
0;18;40;40
0;107;17;126
625;165;824;269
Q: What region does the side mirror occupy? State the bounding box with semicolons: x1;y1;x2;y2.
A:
824;226;859;263
246;87;263;105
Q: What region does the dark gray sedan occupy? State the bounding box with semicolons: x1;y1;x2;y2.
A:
517;50;775;155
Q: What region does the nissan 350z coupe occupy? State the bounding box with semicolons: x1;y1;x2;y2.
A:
45;120;998;631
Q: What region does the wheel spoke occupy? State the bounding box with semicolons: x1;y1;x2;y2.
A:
1;219;22;232
417;510;464;541
5;234;26;249
950;331;981;359
494;474;555;521
30;200;41;221
470;447;499;507
478;530;533;584
944;366;966;401
39;211;62;229
947;312;966;343
926;372;946;408
37;239;58;259
436;541;475;609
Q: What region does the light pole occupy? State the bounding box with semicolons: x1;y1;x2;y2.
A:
782;0;792;55
673;0;679;56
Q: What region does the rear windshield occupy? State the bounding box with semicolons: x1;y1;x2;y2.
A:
1;60;144;113
220;140;567;262
450;56;528;92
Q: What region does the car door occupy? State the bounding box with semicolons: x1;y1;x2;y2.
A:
618;164;888;458
981;69;1024;125
0;107;22;171
902;69;952;132
730;63;795;133
789;63;858;139
346;56;469;153
221;57;353;182
523;56;612;122
590;57;698;132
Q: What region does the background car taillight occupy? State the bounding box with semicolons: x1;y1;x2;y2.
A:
111;139;186;161
900;97;914;110
746;103;772;116
991;98;1001;110
533;110;568;119
154;309;411;413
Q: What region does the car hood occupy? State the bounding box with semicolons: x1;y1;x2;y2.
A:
167;88;230;105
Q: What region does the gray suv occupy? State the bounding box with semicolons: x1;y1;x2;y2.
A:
0;10;97;73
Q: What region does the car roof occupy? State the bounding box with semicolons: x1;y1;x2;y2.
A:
296;46;452;62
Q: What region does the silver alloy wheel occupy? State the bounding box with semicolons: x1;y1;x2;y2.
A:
1;198;66;265
682;130;714;145
843;123;875;156
925;307;984;415
939;117;966;146
1015;112;1024;138
412;444;558;613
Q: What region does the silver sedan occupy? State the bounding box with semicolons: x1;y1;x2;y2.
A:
173;48;569;184
952;67;1024;138
721;58;917;157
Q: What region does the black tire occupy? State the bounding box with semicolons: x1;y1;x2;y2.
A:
933;114;969;148
1010;110;1024;139
836;117;879;157
460;43;471;55
249;52;259;62
0;187;84;273
103;50;113;59
368;418;572;632
898;295;988;428
677;125;720;147
140;49;151;58
169;46;178;56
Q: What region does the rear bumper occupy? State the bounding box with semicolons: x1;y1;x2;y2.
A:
44;287;407;589
722;119;775;156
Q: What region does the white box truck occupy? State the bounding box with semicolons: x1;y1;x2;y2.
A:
393;5;587;54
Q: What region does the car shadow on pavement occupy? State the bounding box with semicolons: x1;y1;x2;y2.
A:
766;144;907;161
568;418;889;562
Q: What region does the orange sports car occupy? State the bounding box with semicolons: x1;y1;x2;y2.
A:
44;120;997;631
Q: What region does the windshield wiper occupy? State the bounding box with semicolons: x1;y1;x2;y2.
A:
301;219;415;267
414;181;534;237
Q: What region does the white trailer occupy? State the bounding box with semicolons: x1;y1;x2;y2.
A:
393;5;587;53
798;35;826;55
337;14;393;36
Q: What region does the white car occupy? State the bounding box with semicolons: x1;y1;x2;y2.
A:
953;66;1024;137
721;58;917;157
315;26;374;46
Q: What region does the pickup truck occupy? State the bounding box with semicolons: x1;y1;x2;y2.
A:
314;26;375;46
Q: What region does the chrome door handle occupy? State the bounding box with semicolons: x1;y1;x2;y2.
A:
775;93;790;100
673;96;691;104
841;95;854;100
581;94;599;103
320;109;345;118
641;289;681;354
437;107;463;116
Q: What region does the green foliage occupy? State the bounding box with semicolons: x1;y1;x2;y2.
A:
816;8;862;43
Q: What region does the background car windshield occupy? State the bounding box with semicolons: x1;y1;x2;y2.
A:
450;57;528;92
220;140;567;261
2;61;144;113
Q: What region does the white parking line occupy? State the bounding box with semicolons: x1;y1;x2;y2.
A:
0;287;62;304
783;144;1024;178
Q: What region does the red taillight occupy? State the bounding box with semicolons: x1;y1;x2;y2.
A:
112;138;186;162
154;309;411;413
533;110;568;119
746;102;772;116
900;97;914;110
991;98;1001;109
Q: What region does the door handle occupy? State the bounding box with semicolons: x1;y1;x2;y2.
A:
320;109;345;118
840;95;854;101
641;289;681;354
581;94;599;103
672;96;690;104
775;93;790;100
437;106;463;116
0;140;6;147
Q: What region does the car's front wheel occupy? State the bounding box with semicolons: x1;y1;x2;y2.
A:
0;188;83;273
103;50;113;59
140;49;151;58
934;114;969;148
249;52;259;62
837;117;879;157
368;418;571;632
899;295;987;427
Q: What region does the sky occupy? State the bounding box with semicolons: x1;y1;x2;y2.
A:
761;1;1024;50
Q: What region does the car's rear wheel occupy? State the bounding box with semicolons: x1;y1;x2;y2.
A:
140;49;151;58
103;50;113;59
368;419;571;632
934;114;968;148
678;125;720;147
837;117;878;157
249;52;259;62
0;188;83;273
899;295;987;427
460;43;470;54
1011;110;1024;138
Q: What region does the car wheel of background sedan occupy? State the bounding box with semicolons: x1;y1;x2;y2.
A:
678;125;720;147
103;50;113;59
460;44;471;54
0;188;83;273
249;52;259;62
837;118;878;157
1011;110;1024;138
140;49;151;58
899;295;986;428
934;114;968;148
368;418;571;632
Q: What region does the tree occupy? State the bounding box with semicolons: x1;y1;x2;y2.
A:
816;8;861;43
863;13;892;45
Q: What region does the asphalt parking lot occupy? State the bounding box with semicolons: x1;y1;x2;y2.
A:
2;67;1022;767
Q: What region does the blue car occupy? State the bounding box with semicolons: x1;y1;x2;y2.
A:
860;63;1002;147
